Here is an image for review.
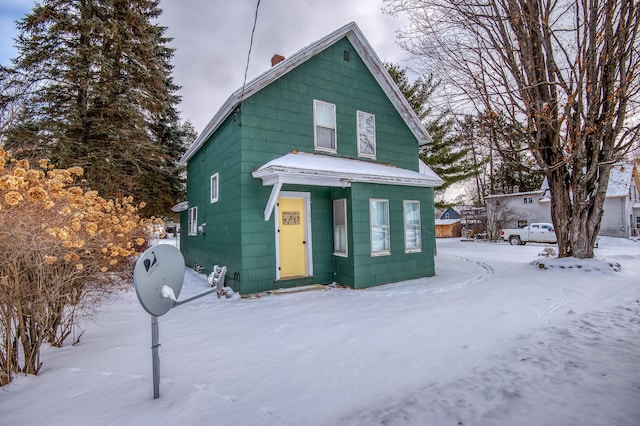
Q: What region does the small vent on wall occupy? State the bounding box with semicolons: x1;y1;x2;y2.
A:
343;50;350;61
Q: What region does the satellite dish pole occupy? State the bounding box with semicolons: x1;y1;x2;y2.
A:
134;244;219;399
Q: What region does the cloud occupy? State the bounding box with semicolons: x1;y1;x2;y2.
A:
158;0;410;132
1;0;410;135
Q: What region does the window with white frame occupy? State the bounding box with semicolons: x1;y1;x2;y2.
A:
210;173;219;203
333;199;348;256
523;197;533;204
357;111;376;158
188;206;198;236
403;200;421;252
314;100;336;152
370;199;390;255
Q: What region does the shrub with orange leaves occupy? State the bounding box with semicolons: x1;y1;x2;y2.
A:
0;147;153;384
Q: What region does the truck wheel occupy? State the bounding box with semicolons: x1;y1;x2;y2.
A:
509;236;521;245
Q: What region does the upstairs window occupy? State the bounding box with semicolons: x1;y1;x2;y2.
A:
370;199;390;255
210;173;219;203
314;100;336;153
523;197;533;204
357;111;376;159
333;199;348;256
188;206;198;236
404;200;421;252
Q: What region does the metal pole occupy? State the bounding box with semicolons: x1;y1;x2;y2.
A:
151;315;160;399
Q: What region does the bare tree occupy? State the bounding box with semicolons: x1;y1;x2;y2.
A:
387;0;640;258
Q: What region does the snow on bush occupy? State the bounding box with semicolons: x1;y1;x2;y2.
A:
0;148;153;385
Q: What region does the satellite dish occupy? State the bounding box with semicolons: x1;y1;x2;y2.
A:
134;244;185;316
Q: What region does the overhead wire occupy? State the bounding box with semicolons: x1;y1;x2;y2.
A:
239;0;262;105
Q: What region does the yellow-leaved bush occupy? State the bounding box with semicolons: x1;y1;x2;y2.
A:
0;147;156;384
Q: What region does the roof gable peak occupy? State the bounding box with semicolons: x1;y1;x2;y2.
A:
180;22;431;165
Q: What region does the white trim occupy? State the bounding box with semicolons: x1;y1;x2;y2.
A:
264;182;283;221
369;198;390;256
188;206;198;236
333;198;348;257
403;200;422;253
274;192;313;280
210;173;219;203
313;99;337;154
356;110;376;159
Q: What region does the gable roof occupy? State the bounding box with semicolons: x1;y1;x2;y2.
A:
179;21;432;165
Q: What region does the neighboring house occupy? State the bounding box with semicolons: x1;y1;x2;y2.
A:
439;207;461;220
174;22;443;295
435;207;462;238
485;164;640;238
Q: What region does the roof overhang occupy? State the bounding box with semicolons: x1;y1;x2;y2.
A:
171;201;189;213
252;151;443;220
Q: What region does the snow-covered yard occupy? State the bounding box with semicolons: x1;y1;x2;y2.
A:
2;237;639;425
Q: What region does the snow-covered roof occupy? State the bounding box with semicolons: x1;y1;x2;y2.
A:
253;151;443;221
171;201;189;212
485;190;544;200
435;219;461;225
487;164;637;200
252;151;444;188
179;22;432;165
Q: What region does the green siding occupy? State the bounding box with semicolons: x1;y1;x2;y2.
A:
350;183;436;289
180;111;243;291
182;36;437;294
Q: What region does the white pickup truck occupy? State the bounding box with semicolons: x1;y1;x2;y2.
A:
500;223;557;245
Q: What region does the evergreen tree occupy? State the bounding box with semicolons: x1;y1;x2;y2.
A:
385;63;479;205
1;0;186;215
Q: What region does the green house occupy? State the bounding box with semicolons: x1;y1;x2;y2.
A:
174;22;443;295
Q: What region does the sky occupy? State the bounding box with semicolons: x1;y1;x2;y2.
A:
2;236;639;424
0;0;412;134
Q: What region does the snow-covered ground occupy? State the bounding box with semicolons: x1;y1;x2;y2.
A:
2;237;639;425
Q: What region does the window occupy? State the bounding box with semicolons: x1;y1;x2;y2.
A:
404;201;421;252
188;206;198;236
210;173;219;203
517;220;528;228
314;100;336;152
333;199;348;256
523;197;533;204
357;111;376;159
370;199;390;255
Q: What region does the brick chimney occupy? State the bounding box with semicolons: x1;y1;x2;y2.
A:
271;54;285;67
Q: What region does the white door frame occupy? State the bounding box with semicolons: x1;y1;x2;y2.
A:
274;191;313;280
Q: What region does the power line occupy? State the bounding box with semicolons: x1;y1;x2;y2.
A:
240;0;261;105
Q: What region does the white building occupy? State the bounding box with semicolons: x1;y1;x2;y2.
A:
485;164;640;238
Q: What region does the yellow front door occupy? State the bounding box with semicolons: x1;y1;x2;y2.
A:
278;197;307;278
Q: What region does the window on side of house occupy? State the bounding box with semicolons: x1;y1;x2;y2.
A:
370;199;390;255
517;219;528;228
188;206;198;236
523;197;533;204
314;100;336;153
333;199;348;256
210;173;219;203
357;110;376;159
404;200;421;252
